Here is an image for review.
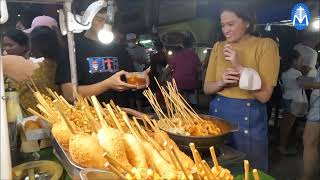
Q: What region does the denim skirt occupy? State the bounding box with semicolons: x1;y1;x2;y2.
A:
209;95;268;172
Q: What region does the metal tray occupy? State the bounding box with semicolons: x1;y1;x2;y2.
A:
121;108;239;150
51;136;84;179
163;114;239;149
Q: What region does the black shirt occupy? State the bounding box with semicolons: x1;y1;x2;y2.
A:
55;34;133;106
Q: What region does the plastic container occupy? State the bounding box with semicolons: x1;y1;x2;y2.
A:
126;72;146;86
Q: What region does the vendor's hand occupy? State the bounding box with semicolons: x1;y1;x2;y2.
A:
2;55;39;82
222;68;240;87
136;67;151;90
224;44;243;71
105;70;137;92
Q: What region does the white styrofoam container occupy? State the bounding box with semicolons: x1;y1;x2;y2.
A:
21;116;51;141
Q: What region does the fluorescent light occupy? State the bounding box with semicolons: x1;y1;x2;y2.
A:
168;50;173;56
140;40;152;44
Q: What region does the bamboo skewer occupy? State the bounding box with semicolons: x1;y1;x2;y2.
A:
109;100;118;113
171;146;191;180
103;152;133;175
84;107;99;134
163;142;179;170
210;146;220;170
104;162;127;180
26;83;36;94
121;112;139;139
190;143;202;172
201;160;213;180
132;117;150;141
53;104;75;135
27;108;52;124
106;104;124;132
91;96;108;129
29;77;39;92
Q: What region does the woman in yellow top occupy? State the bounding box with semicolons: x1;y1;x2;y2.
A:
204;5;280;172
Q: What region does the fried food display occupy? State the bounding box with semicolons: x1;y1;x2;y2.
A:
143;80;222;136
27;85;260;180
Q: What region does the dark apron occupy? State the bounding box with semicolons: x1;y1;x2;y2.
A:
209;95;268;172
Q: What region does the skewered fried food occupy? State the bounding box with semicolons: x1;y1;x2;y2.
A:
97;127;133;171
143;141;177;179
123;133;148;170
69;133;107;169
144;80;223;137
51;122;72;151
154;131;195;171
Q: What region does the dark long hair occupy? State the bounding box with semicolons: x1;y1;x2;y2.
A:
30;26;61;61
3;29;29;47
219;4;256;34
280;49;301;74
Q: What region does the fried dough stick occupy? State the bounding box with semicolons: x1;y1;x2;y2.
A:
69;133;107;170
153;130;195;171
143;141;177;179
120;113;148;171
51;121;72;151
91;96;133;171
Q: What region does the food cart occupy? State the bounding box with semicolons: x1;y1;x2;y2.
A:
0;1;278;179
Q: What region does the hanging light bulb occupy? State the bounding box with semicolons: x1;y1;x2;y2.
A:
311;18;320;31
203;49;208;54
265;23;271;31
98;24;114;44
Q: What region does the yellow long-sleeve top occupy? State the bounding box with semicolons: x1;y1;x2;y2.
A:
205;36;280;99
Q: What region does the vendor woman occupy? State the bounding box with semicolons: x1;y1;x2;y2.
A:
204;5;280;171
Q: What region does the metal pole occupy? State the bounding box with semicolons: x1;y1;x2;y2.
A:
64;1;78;100
0;44;12;180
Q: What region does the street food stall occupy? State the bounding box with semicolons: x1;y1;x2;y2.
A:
0;0;282;179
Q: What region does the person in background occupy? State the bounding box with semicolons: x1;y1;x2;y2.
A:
150;40;168;90
15;26;62;115
15;8;40;31
56;8;149;106
126;33;150;72
2;29;29;57
169;36;201;104
23;16;58;34
204;5;280;171
125;33;150;110
279;50;307;155
299;68;320;180
22;15;67;48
